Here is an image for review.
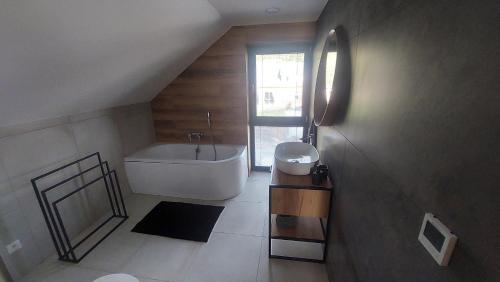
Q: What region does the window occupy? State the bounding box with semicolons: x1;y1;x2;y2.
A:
256;53;304;117
248;44;311;170
254;126;304;167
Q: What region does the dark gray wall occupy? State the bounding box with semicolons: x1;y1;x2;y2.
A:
314;0;500;281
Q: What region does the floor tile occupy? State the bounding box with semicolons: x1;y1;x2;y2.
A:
262;215;269;238
258;238;328;282
186;233;262;282
248;172;271;182
214;201;266;236
231;179;269;203
19;259;64;282
133;276;168;282
20;174;326;282
21;263;108;282
78;220;147;272
124;194;163;220
120;235;202;282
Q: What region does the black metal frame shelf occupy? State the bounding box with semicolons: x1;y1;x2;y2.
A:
270;214;326;240
268;168;333;264
31;152;128;263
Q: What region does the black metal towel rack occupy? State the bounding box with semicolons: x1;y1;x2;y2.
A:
31;152;128;263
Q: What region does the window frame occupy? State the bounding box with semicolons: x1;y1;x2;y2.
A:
247;43;312;171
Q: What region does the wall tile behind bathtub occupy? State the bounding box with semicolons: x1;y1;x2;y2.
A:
110;104;155;199
14;184;55;259
0;126;99;279
0;103;154;279
11;160;94;259
70;115;131;196
112;103;155;156
0;125;81;279
0;162;8;184
0;163;17;217
0;209;43;280
70;116;122;161
0;125;79;180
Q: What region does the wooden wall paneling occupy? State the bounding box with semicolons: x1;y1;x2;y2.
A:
151;22;316;145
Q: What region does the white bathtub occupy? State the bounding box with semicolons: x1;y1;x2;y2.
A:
124;144;248;200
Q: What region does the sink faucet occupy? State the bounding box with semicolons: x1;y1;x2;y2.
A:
300;133;315;144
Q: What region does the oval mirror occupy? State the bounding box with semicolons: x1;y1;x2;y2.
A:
313;26;351;126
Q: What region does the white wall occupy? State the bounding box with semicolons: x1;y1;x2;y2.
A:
0;103;154;280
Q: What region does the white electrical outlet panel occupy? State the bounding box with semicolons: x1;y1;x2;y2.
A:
418;213;457;266
6;240;22;254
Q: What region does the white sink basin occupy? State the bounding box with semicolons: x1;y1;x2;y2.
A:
274;142;319;175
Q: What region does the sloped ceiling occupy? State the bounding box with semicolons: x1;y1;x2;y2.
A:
0;0;326;127
0;0;228;127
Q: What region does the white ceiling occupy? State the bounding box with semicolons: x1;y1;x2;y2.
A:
208;0;328;25
0;0;326;127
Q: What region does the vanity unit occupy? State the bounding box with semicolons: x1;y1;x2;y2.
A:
267;24;348;262
268;162;333;263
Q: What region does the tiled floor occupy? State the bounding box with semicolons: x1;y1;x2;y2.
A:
20;172;328;282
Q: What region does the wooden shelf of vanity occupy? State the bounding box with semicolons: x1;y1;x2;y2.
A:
268;162;333;263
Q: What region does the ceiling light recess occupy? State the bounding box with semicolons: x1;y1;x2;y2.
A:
265;7;280;14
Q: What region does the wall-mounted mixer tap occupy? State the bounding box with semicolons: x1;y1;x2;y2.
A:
188;132;204;160
187;132;204;143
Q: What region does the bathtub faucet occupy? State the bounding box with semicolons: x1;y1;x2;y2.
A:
188;132;204;143
188;132;204;160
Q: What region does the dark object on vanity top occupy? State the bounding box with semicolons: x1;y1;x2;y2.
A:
311;164;329;185
317;164;329;179
132;201;224;242
311;170;323;185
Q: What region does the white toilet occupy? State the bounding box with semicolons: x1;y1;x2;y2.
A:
93;273;139;282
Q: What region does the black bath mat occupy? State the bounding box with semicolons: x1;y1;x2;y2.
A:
131;201;224;242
